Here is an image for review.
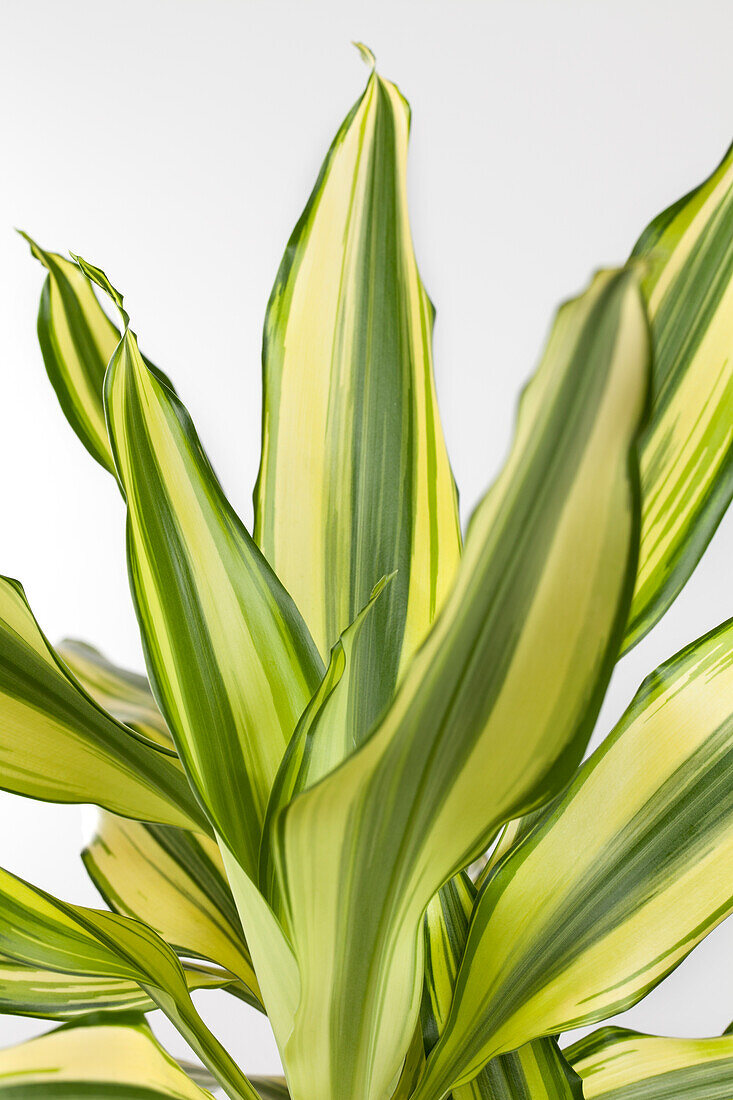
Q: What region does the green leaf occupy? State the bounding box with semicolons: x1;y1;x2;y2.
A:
83;812;262;1009
623;141;733;650
566;1025;733;1098
0;865;259;1100
272;267;651;1100
20;234;175;474
99;286;324;878
0;955;231;1020
58;638;172;749
253;58;461;726
0;575;204;830
0;1013;213;1097
415;616;733;1100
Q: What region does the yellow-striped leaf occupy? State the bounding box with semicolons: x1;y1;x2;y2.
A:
21;233;175;475
422;877;582;1100
624;141;733;650
59;637;172;749
0;575;203;830
96;271;323;878
84;812;262;1008
260;576;390;904
0;954;232;1019
566;1025;733;1098
0;1013;212;1098
253;52;461;732
0;864;259;1100
415;616;733;1100
272;267;651;1100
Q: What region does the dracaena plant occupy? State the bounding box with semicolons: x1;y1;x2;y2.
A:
0;45;731;1100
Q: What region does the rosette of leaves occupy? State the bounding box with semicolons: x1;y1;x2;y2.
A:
2;44;732;1100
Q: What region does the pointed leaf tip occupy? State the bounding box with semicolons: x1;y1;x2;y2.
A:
353;42;376;70
70;253;129;328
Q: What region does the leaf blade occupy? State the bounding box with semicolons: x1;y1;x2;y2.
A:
254;64;461;712
624;142;733;649
416;616;733;1098
566;1025;733;1098
0;577;203;829
0;1014;213;1098
274;268;651;1100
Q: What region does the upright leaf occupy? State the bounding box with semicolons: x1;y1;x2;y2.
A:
415;617;733;1100
566;1025;733;1098
0;576;204;829
273;268;651;1100
98;272;323;878
0;865;259;1100
0;1014;212;1098
624;142;733;649
254;53;461;733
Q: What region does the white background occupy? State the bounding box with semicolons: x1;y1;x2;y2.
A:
0;0;732;1080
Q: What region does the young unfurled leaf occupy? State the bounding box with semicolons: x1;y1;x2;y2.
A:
415;616;733;1099
273;268;650;1100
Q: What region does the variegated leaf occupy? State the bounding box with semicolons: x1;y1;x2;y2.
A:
88;265;323;879
0;864;258;1100
415;617;733;1100
0;575;203;830
254;50;461;731
272;267;650;1100
567;1025;733;1098
0;1013;212;1097
84;812;262;1008
624;141;733;649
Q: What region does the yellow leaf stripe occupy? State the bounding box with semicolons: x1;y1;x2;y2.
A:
416;616;733;1099
273;268;650;1100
